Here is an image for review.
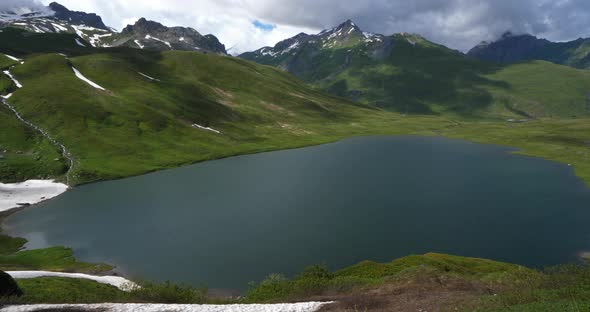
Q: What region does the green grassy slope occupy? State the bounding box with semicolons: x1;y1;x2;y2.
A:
1;28;589;186
0;54;67;182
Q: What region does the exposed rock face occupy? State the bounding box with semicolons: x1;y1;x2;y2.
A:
48;2;109;30
112;18;227;54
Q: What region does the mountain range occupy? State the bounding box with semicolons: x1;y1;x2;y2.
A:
0;2;226;54
240;20;590;117
467;31;590;69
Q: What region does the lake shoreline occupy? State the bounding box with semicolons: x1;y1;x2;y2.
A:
5;135;590;289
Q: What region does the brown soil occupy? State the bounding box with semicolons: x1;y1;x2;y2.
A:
314;273;497;312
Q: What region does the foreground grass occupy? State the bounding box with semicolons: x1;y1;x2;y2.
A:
246;253;590;311
0;278;208;304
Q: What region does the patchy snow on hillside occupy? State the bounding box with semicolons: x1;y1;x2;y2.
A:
192;123;222;134
89;33;113;47
260;47;278;57
51;22;68;32
3;70;23;88
0;302;331;312
0;180;68;212
72;67;106;91
138;72;160;81
145;34;172;49
3;54;21;62
7;271;137;291
75;38;87;47
134;39;145;49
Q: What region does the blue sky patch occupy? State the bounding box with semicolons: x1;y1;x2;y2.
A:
253;20;276;32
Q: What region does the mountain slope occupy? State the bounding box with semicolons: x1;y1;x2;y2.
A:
467;32;590;69
0;29;386;184
241;21;590;118
108;18;226;54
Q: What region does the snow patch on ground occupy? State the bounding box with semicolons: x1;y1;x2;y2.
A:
3;70;22;88
0;302;331;312
3;54;21;62
138;72;160;82
75;38;87;47
134;39;145;49
145;34;172;49
192;124;222;134
72;67;106;91
51;23;68;32
6;271;137;291
0;180;68;212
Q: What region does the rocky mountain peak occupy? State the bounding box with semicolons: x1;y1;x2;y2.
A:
320;19;362;37
122;18;168;34
48;2;108;30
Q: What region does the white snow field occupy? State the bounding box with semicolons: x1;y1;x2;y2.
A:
6;271;137;291
0;180;68;212
72;67;106;90
3;70;23;88
0;302;331;312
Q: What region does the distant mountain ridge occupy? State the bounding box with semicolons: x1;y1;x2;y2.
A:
0;2;226;54
111;18;226;53
240;20;492;114
467;32;590;69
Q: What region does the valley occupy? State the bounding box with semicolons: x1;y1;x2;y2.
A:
1;2;590;311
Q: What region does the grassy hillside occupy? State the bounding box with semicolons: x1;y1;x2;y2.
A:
316;39;590;118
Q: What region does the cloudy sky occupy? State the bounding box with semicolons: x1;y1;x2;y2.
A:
8;0;590;54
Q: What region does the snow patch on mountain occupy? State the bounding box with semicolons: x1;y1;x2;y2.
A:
74;38;86;47
3;70;22;88
138;72;160;81
134;39;144;49
192;123;222;134
145;34;172;49
72;67;105;91
3;54;21;62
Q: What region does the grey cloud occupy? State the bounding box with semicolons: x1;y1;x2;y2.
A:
248;0;590;51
